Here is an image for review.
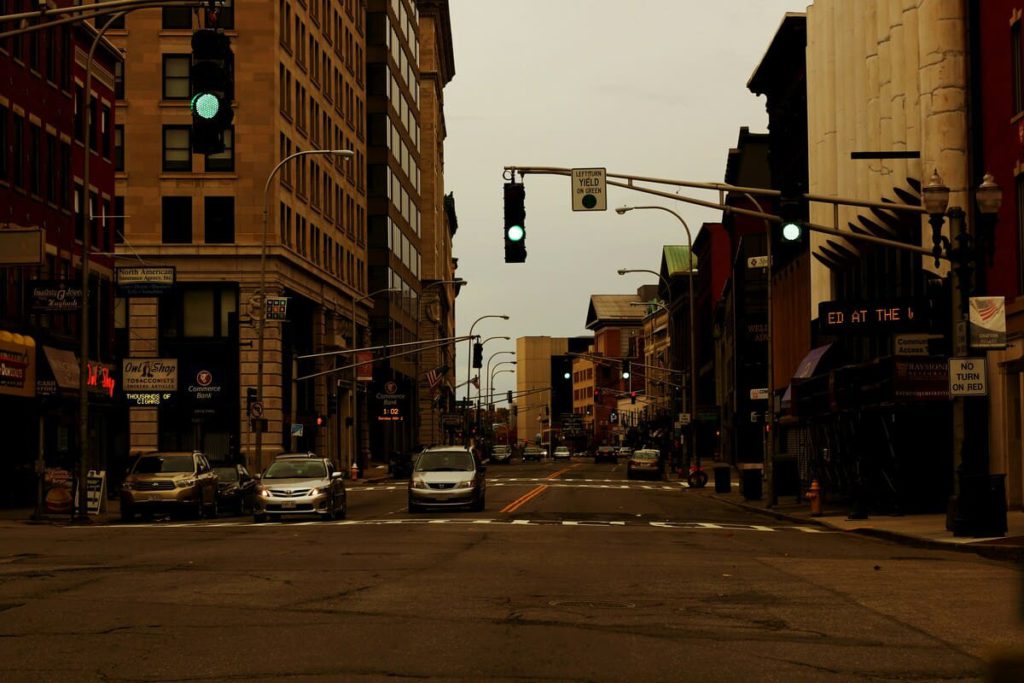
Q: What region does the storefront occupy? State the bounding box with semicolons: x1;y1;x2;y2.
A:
0;331;36;507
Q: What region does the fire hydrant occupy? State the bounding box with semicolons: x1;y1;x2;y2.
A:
806;479;823;516
350;462;359;481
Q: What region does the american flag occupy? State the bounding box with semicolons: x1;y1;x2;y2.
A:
975;297;1002;322
470;376;480;389
425;366;444;389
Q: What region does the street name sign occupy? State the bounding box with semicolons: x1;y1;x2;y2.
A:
949;358;987;397
571;168;607;211
749;388;769;400
746;255;769;269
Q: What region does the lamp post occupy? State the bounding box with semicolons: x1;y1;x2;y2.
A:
927;171;1005;536
416;279;466;446
616;207;698;482
464;315;509;438
253;149;353;474
476;337;510;431
485;350;515;408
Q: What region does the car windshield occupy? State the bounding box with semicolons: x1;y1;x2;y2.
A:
555;447;569;452
415;452;475;472
263;461;327;480
213;467;239;481
132;455;194;474
634;451;659;460
598;447;614;452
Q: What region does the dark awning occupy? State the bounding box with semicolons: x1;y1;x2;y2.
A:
782;343;834;411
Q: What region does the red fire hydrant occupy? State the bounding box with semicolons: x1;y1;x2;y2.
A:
806;479;822;516
350;462;359;481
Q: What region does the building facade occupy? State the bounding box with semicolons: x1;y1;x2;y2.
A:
112;2;369;473
0;14;121;506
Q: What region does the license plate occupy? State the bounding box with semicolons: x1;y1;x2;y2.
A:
281;501;296;509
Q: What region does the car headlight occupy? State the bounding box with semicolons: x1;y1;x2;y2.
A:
122;482;133;491
175;478;197;488
260;488;271;498
308;488;320;497
411;479;429;489
457;480;474;489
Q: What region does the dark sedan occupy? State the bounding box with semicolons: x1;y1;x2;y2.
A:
213;463;257;515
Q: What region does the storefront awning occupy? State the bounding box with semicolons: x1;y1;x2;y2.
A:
0;330;36;398
43;346;79;391
782;343;834;411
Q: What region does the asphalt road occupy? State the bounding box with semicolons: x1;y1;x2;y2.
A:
1;457;1022;682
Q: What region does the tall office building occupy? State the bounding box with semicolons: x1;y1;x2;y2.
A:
112;2;369;472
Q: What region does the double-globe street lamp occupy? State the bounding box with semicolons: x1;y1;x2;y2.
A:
254;149;354;472
615;206;698;479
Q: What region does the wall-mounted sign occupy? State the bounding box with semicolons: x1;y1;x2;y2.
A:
893;334;942;357
355;350;374;382
376;380;406;421
819;300;928;333
266;297;289;321
0;227;45;266
892;359;948;401
122;358;178;392
125;392;172;407
749;388;769;400
969;297;1007;350
115;266;175;297
29;281;83;313
0;332;35;398
949;358;987;397
87;362;116;398
185;367;223;401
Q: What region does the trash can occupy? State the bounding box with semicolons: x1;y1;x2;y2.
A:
954;473;1008;537
740;466;763;501
713;464;731;493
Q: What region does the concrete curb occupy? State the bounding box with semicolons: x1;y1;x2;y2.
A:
710;492;1024;563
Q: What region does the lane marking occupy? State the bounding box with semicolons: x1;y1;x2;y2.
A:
501;484;548;513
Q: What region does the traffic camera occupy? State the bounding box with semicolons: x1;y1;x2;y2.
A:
503;182;526;263
191;28;234;155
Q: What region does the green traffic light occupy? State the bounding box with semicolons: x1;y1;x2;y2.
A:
191;93;221;120
507;224;524;242
782;221;802;241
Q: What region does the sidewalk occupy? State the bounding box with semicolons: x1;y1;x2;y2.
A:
705;483;1024;562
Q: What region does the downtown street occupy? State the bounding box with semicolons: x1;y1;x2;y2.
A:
1;457;1022;683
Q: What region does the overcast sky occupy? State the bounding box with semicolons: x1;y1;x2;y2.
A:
445;0;809;395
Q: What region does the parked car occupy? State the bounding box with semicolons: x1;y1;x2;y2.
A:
595;446;617;464
617;447;634;460
408;446;486;512
523;445;545;462
553;446;572;461
627;449;664;480
254;454;347;522
120;451;219;522
213;463;257;515
491;445;513;464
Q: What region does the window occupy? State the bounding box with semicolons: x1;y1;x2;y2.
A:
114;196;125;245
163;55;191;99
114;125;124;171
0;106;7;182
1015;20;1024;116
88;96;98;150
162;7;192;29
101;105;112;158
162;126;191;172
12;114;23;188
161;196;192;243
45;133;57;202
28;124;40;195
114;61;125;99
204;196;234;243
205;127;234;172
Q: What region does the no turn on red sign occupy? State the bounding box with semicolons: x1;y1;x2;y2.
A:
949;357;987;397
571;168;607;211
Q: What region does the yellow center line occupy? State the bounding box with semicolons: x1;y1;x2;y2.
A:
500;463;580;513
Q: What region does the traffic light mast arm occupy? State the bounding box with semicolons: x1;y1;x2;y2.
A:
502;165;948;262
0;0;205;40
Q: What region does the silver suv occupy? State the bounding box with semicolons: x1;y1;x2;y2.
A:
254;453;347;522
408;446;486;512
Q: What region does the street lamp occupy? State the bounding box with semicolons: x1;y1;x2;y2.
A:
464;315;510;430
485;350;515;406
252;149;353;473
490;360;517;400
475;337;510;430
616;206;698;481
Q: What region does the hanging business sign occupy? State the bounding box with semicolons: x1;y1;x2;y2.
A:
122;358;178;392
29;281;83;313
355;350;374;382
968;296;1007;350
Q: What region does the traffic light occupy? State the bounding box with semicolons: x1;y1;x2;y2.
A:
621;360;630;379
594;388;602;401
190;28;234;155
507;390;513;404
503;181;526;263
630;391;637;405
315;414;327;427
472;342;483;369
327;392;337;414
777;194;806;245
